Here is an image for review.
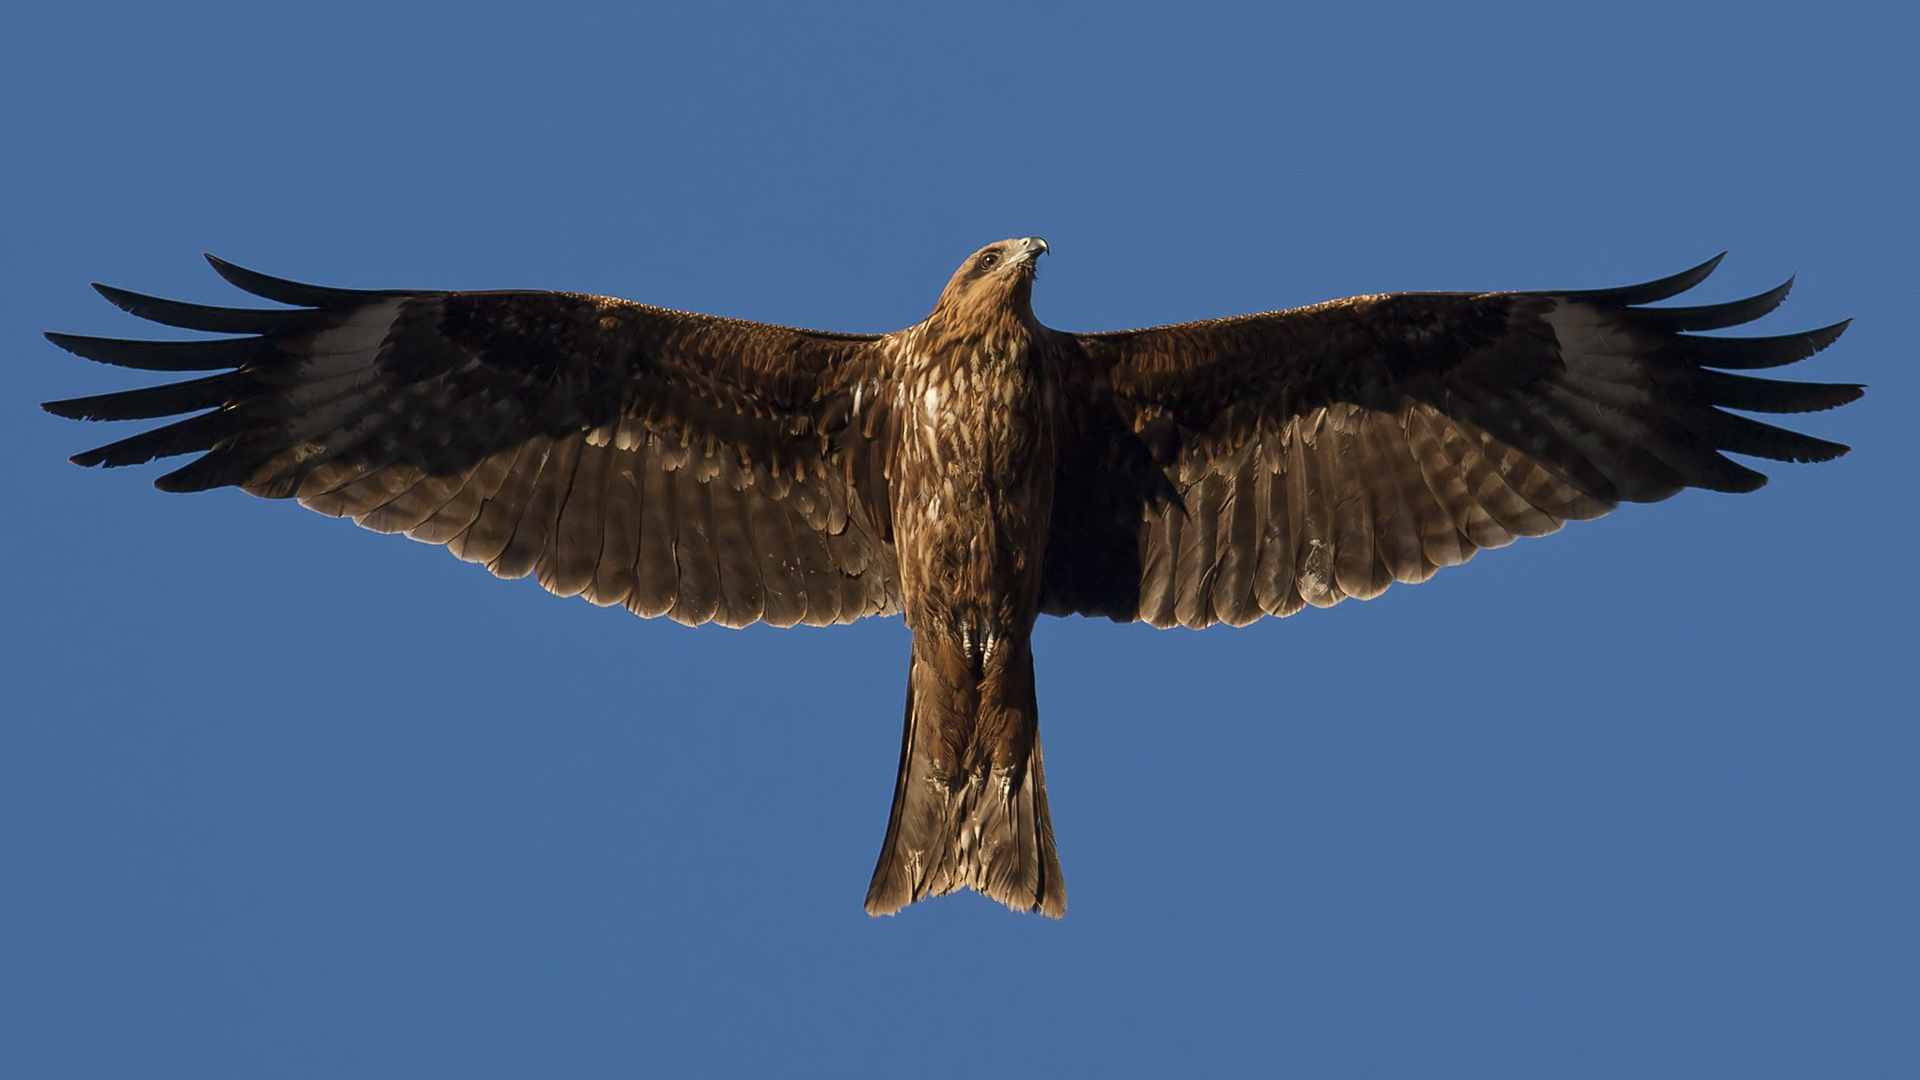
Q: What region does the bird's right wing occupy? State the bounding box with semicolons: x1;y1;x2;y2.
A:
44;258;903;627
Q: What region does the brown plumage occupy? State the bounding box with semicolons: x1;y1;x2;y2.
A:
44;241;1860;918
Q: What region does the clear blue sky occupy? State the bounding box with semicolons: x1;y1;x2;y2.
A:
3;1;1914;1076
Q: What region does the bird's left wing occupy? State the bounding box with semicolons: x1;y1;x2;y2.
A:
45;258;902;628
1040;257;1860;627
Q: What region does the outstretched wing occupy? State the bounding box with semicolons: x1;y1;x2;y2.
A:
44;257;902;628
1041;256;1860;627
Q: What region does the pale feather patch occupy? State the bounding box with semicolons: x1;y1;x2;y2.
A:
289;298;406;363
1546;301;1644;384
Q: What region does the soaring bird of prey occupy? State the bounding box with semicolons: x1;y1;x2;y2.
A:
44;240;1859;918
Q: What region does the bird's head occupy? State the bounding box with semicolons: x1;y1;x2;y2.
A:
932;237;1049;324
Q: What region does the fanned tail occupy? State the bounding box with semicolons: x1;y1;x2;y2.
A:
864;637;1065;918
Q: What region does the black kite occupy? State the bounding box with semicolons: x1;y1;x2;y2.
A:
44;240;1859;917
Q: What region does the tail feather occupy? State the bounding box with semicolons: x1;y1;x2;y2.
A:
865;640;1065;918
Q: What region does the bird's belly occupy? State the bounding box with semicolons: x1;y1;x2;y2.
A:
891;374;1056;642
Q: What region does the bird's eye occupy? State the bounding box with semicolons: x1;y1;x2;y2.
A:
978;252;1000;271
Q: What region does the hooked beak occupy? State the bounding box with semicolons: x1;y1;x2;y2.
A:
1013;236;1049;279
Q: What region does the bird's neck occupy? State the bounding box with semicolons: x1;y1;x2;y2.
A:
913;296;1045;380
